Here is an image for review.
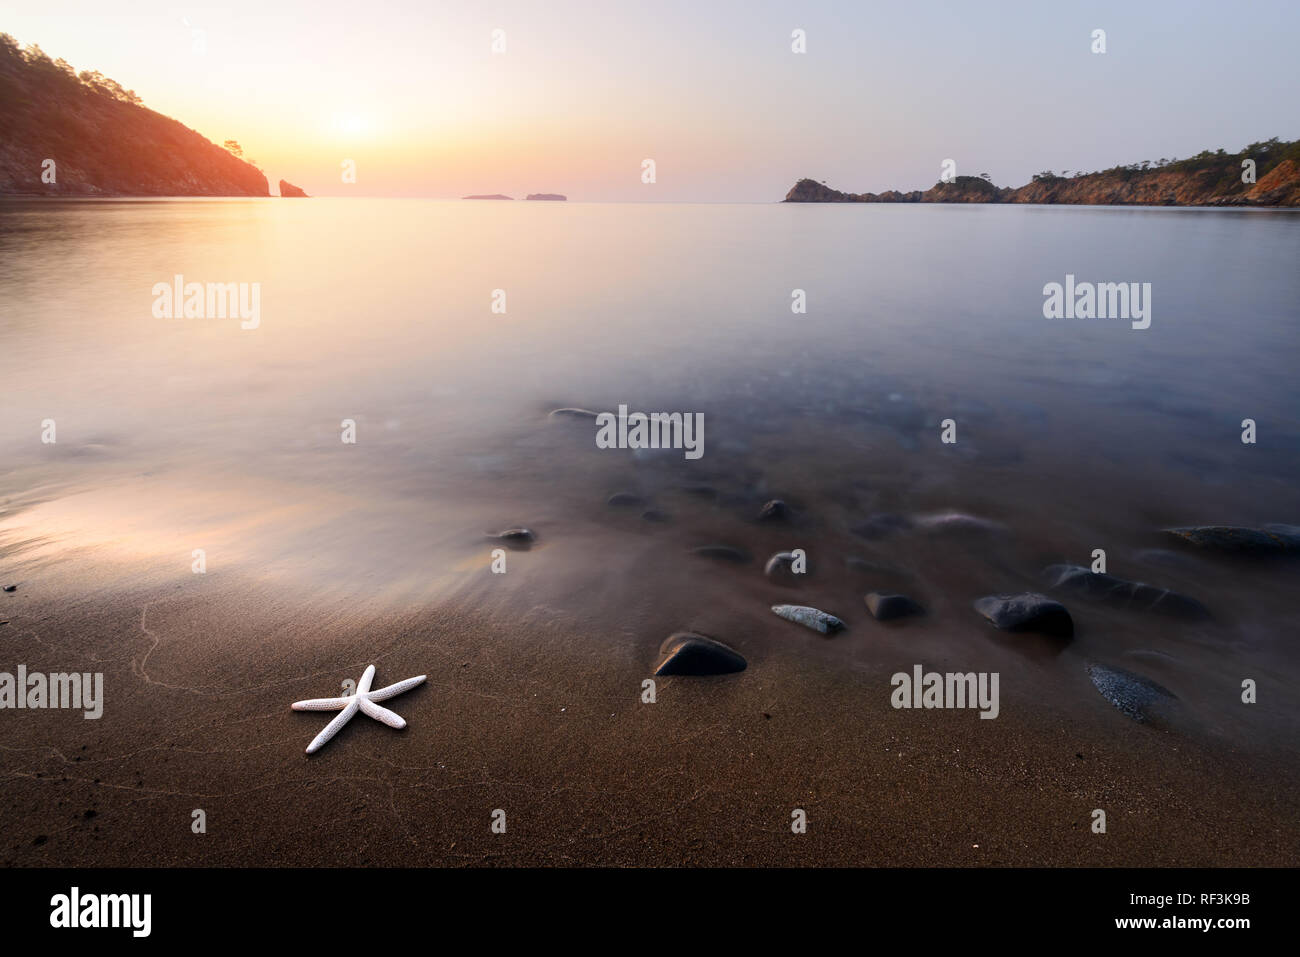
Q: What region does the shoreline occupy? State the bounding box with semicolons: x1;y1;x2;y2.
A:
2;512;1297;867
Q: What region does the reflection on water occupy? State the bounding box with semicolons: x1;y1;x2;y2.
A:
1;198;1299;745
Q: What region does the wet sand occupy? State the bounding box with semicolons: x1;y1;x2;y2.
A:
2;573;1296;867
2;402;1298;867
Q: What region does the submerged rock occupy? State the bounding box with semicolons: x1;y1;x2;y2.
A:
763;551;805;581
757;499;791;521
1164;525;1300;555
680;484;719;500
844;556;907;577
914;511;1003;535
771;604;845;635
865;592;924;621
490;528;536;549
641;509;671;523
1088;663;1177;723
548;407;599;420
850;513;912;540
607;492;646;507
654;632;747;676
1132;548;1201;570
1043;564;1208;619
691;544;750;563
973;593;1073;638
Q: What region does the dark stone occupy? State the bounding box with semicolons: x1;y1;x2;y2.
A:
844;556;907;576
770;604;846;634
690;544;750;563
680;484;719;500
607;492;645;507
914;512;1003;535
764;551;804;579
1164;525;1300;555
654;632;746;675
850;513;912;540
1043;564;1208;619
2;585;15;593
973;593;1073;638
1132;548;1200;570
490;528;535;550
865;592;924;620
641;509;670;523
757;499;790;521
1088;664;1177;723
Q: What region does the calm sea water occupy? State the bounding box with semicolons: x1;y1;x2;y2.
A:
1;198;1298;733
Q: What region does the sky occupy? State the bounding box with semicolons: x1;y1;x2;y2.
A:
5;0;1299;200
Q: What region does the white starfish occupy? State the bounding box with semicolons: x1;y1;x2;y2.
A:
291;665;426;754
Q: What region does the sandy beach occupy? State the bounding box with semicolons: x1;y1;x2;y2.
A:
3;391;1298;866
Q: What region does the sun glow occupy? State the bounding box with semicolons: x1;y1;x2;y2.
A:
329;113;371;138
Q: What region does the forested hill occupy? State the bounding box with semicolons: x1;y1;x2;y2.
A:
0;33;268;196
784;139;1300;207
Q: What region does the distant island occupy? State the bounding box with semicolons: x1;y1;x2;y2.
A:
462;193;568;201
279;180;308;198
785;139;1300;207
0;34;280;197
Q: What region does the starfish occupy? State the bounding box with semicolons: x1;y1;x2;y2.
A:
291;665;426;754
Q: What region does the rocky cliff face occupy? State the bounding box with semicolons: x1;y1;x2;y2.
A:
785;140;1300;207
0;35;268;197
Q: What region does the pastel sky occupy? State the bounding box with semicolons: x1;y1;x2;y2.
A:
7;0;1299;199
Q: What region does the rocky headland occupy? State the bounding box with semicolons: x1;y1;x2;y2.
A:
0;34;272;197
785;139;1300;207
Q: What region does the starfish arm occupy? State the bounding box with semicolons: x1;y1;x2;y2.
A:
291;696;350;712
359;696;407;729
304;698;359;754
357;665;376;695
368;675;427;702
